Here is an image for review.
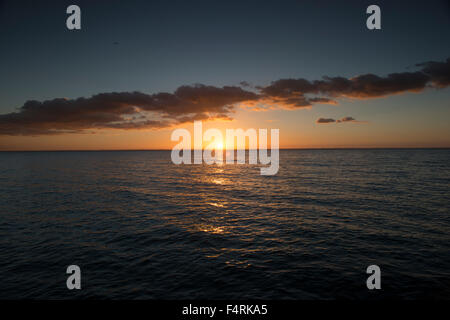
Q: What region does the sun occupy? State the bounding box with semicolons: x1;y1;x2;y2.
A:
204;138;224;150
216;142;224;150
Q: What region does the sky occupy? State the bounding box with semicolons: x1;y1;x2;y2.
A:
0;0;449;150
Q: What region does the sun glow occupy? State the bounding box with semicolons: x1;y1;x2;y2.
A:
205;139;224;150
215;142;224;150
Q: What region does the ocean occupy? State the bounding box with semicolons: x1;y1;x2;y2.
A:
0;149;449;299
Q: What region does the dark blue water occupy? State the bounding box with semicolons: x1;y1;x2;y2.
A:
0;149;449;299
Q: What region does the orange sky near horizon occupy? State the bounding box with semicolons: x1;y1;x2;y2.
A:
1;105;449;151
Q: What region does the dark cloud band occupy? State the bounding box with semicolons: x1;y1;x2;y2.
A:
0;85;258;135
261;58;449;108
0;58;448;135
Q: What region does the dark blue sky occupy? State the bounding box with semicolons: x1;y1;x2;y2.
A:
1;0;449;111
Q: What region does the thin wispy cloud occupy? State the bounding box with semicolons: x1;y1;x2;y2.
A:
316;118;337;124
316;116;367;124
0;58;448;135
337;116;356;123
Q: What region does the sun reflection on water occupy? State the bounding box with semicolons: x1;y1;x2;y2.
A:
211;179;223;185
208;202;225;208
200;226;225;234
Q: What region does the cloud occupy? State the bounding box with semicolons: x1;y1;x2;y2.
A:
260;57;449;108
317;116;365;124
416;58;450;87
0;57;448;135
0;85;258;135
336;116;356;123
316;118;336;124
309;97;338;105
239;81;252;88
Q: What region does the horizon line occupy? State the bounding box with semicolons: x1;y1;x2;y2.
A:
1;147;450;152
